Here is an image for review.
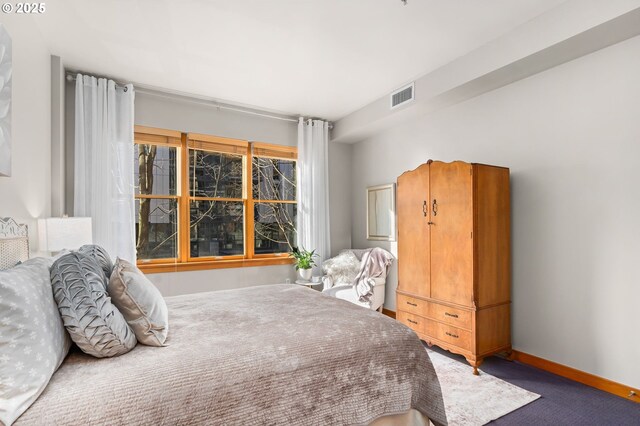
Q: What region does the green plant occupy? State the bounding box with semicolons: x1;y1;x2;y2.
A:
290;246;318;270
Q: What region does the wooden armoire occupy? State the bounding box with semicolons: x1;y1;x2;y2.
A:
396;160;510;375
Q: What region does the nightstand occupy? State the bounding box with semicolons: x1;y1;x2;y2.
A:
294;279;315;289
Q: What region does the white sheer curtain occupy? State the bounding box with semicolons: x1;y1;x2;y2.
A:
296;118;331;274
74;74;136;262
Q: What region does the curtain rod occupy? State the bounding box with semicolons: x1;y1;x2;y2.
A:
65;71;333;129
65;73;130;91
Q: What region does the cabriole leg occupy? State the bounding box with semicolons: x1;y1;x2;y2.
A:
465;357;483;375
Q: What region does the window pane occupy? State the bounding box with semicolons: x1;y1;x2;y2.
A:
252;157;296;201
135;198;178;259
190;150;243;198
134;144;177;196
190;200;244;257
254;203;297;254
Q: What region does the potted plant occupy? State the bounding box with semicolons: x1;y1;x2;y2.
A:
290;246;317;282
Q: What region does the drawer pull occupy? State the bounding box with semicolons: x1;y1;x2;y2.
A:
407;319;419;325
444;312;459;318
406;301;418;307
445;331;459;339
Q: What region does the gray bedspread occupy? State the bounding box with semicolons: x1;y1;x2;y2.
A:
16;285;446;425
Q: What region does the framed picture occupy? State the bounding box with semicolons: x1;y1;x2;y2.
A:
366;183;396;241
0;24;11;177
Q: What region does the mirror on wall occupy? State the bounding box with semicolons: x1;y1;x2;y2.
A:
366;184;396;241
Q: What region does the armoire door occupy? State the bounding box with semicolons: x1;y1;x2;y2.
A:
397;163;430;297
429;161;474;306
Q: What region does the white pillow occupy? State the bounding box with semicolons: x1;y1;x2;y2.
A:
108;258;169;347
322;251;361;286
0;257;71;426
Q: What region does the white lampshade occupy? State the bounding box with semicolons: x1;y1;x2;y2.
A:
38;217;93;252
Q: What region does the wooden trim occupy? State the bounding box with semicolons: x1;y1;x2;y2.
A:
253;198;298;204
253;252;291;258
246;146;255;260
134;257;177;265
511;350;639;403
178;133;189;263
186;255;245;262
135;125;182;139
252;199;297;204
188;141;247;155
138;257;294;274
187;133;248;154
252;142;298;160
188;133;248;146
382;308;396;319
189;196;244;203
135;133;182;147
134;194;178;200
134;126;182;147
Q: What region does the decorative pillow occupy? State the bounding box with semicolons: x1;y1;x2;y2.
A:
77;244;113;286
51;252;137;358
0;257;71;426
322;251;362;286
108;258;169;347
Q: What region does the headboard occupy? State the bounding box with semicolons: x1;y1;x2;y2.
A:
0;217;29;270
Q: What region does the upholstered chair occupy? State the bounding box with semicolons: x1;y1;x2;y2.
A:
321;249;392;312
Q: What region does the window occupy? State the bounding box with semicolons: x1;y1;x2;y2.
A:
251;143;297;256
134;126;297;273
134;127;181;261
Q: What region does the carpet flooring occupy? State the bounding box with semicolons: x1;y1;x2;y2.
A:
427;345;640;425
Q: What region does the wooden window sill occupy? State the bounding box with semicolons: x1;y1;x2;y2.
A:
138;257;294;274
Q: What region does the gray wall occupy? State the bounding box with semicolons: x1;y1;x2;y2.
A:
343;35;640;388
0;16;51;255
135;91;297;145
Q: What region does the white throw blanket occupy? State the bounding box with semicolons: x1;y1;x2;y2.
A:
354;248;394;302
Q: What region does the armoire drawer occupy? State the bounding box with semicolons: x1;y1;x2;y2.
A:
427;302;472;330
425;321;473;352
397;311;425;335
397;294;428;317
397;294;472;330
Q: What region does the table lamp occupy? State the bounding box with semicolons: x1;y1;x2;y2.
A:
38;217;93;254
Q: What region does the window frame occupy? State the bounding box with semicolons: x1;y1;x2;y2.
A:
133;126;182;266
134;126;297;274
250;142;298;260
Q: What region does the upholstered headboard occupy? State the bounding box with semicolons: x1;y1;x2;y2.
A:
0;217;29;270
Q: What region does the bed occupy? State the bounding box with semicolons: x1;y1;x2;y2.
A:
1;218;447;425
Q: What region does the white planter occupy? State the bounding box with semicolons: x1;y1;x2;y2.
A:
298;268;312;281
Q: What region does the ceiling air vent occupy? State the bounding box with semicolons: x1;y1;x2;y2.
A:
390;82;414;109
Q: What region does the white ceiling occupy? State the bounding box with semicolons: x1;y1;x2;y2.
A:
34;0;566;120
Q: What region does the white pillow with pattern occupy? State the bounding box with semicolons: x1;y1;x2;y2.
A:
0;257;71;426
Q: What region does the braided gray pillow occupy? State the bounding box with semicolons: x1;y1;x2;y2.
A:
78;244;113;284
51;252;137;358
